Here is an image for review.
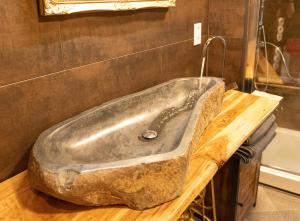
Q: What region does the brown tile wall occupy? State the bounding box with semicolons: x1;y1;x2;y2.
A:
0;0;248;181
0;0;208;181
208;0;246;87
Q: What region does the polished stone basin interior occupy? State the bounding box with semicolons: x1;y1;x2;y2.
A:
28;77;225;210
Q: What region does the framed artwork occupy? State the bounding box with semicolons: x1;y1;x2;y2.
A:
39;0;176;16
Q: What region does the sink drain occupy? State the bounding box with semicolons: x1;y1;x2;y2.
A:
142;130;158;140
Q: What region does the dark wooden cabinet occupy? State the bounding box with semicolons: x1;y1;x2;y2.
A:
236;154;261;221
206;151;263;221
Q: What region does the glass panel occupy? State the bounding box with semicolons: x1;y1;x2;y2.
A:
255;0;300;131
255;1;300;188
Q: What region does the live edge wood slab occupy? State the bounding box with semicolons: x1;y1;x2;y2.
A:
0;90;279;221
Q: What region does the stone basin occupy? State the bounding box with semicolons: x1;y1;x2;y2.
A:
28;77;225;210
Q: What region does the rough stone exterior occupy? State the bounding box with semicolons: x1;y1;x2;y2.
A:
28;79;224;210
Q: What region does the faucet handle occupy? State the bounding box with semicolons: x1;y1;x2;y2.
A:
225;82;239;91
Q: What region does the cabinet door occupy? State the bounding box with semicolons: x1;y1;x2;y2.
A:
236;155;261;221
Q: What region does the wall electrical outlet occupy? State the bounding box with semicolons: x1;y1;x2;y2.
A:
194;23;202;46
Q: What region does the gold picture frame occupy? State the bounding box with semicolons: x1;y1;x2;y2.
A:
39;0;176;16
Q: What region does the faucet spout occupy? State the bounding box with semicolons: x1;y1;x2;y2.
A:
199;36;227;89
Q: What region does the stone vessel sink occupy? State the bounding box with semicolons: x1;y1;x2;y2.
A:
28;77;224;210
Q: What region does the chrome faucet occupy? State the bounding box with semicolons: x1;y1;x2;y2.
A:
199;36;227;88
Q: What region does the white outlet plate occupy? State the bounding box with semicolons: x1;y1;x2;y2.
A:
194;23;202;46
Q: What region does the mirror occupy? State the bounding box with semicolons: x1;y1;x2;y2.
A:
39;0;176;16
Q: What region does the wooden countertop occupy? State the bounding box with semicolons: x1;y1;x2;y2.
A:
0;90;279;221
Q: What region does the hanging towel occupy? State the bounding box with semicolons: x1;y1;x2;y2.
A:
235;122;277;164
244;114;276;146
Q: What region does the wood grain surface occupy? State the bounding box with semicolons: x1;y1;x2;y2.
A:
0;90;279;221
